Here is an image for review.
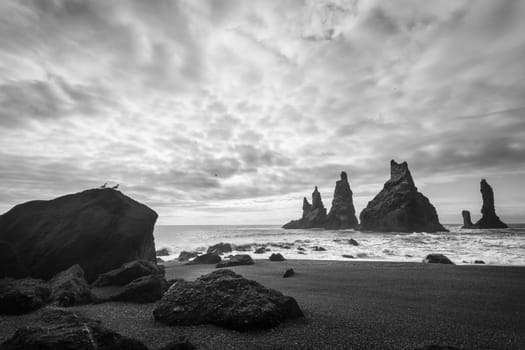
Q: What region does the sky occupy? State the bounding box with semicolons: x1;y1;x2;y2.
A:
1;0;524;225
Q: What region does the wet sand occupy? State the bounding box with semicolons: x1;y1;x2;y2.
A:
1;260;524;349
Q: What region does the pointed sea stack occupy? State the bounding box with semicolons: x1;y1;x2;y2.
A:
474;179;508;229
283;186;327;229
461;210;474;228
359;160;447;233
324;172;358;229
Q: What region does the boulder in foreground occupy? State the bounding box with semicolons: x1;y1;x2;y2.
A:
49;265;92;307
423;254;455;265
93;260;162;287
0;308;147;350
0;188;158;282
360;160;447;233
216;254;254;268
0;278;50;315
153;269;303;331
111;274;168;303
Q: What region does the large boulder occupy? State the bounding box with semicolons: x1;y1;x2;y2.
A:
423;254;455;265
360;160;447;233
0;278;50;314
216;254;254;268
49;265;92;307
474;179;508;229
324;172;358;229
153;269;303;331
185;253;221;265
0;308;148;350
111;274;168;303
269;253;286;262
0;189;158;282
92;260;162;287
461;210;474;229
283;186;327;229
0;241;28;279
207;242;232;255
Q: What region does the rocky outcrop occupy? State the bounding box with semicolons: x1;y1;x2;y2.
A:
0;189;158;282
325;172;358;229
0;278;50;314
283;186;327;229
207;242;233;255
185;253;221;265
423;254;454;264
153;269;303;331
0;241;28;279
360;160;447;233
474;179;508;229
49;265;92;307
461;210;474;228
93;260;162;287
111;274;168;303
216;254;254;268
0;308;148;350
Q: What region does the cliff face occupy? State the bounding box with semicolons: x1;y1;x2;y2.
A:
283;186;327;229
324;172;358;229
474;179;508;229
359;160;447;233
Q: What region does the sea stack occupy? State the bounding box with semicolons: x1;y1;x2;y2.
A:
283;186;327;229
324;171;358;229
474;179;508;229
359;160;447;233
461;210;474;229
0;189;158;282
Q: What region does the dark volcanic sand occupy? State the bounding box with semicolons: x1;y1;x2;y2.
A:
1;260;524;350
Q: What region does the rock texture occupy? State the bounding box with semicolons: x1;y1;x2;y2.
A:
360;160;447;233
283;186;327;229
216;254;254;268
0;308;147;350
0;241;28;279
153;269;303;331
423;254;454;264
49;265;92;307
111;274;168;303
0;278;50;314
474;179;508;229
93;260;162;287
461;210;474;229
0;189;158;282
325;172;358;229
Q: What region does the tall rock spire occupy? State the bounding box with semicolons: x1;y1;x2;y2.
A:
324;172;358;229
283;186;327;229
474;179;508;229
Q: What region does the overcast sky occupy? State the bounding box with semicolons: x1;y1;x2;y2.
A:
1;0;524;225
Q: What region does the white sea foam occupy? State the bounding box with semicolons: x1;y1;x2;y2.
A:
154;224;525;265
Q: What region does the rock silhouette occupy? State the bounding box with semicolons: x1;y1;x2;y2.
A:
324;172;358;229
360;160;447;233
283;186;327;229
474;179;508;229
461;210;474;229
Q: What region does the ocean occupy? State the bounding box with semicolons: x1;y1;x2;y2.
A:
154;224;525;266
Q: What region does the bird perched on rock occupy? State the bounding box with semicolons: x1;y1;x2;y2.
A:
111;184;119;190
100;182;107;188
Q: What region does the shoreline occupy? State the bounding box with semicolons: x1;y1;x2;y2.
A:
2;259;524;349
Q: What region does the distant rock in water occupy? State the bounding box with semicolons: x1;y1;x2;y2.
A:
423;254;454;264
359;160;447;233
0;188;158;282
324;172;358;229
461;210;474;229
474;179;508;229
283;186;327;229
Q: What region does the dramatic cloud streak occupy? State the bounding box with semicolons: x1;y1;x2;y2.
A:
1;0;524;224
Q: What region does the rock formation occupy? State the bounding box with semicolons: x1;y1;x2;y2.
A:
324;172;358;229
92;260;162;287
49;265;92;307
153;269;303;331
215;254;254;268
423;254;455;264
0;189;158;282
111;274;168;303
474;179;508;229
360;160;447;233
461;210;474;229
184;253;221;265
283;186;327;229
0;278;50;315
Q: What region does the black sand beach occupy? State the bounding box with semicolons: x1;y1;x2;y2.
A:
1;260;524;350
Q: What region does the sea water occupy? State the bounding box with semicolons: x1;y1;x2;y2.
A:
154;224;525;265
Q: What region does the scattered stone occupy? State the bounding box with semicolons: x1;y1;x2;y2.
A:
216;255;254;268
254;247;266;254
153;269;304;331
360;160;447;233
0;188;158;282
185;253;221;265
474;179;508;229
348;238;359;246
93;260;162;287
423;254;455;265
156;248;171;256
325;172;359;229
461;210;474;229
283;186;328;229
269;253;286;262
112;274;168;303
207;242;232;255
49;265;92;307
0;308;148;349
342;254;355;259
474;260;486;264
0;241;28;279
312;246;326;251
177;251;199;261
283;269;295;278
0;278;50;315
